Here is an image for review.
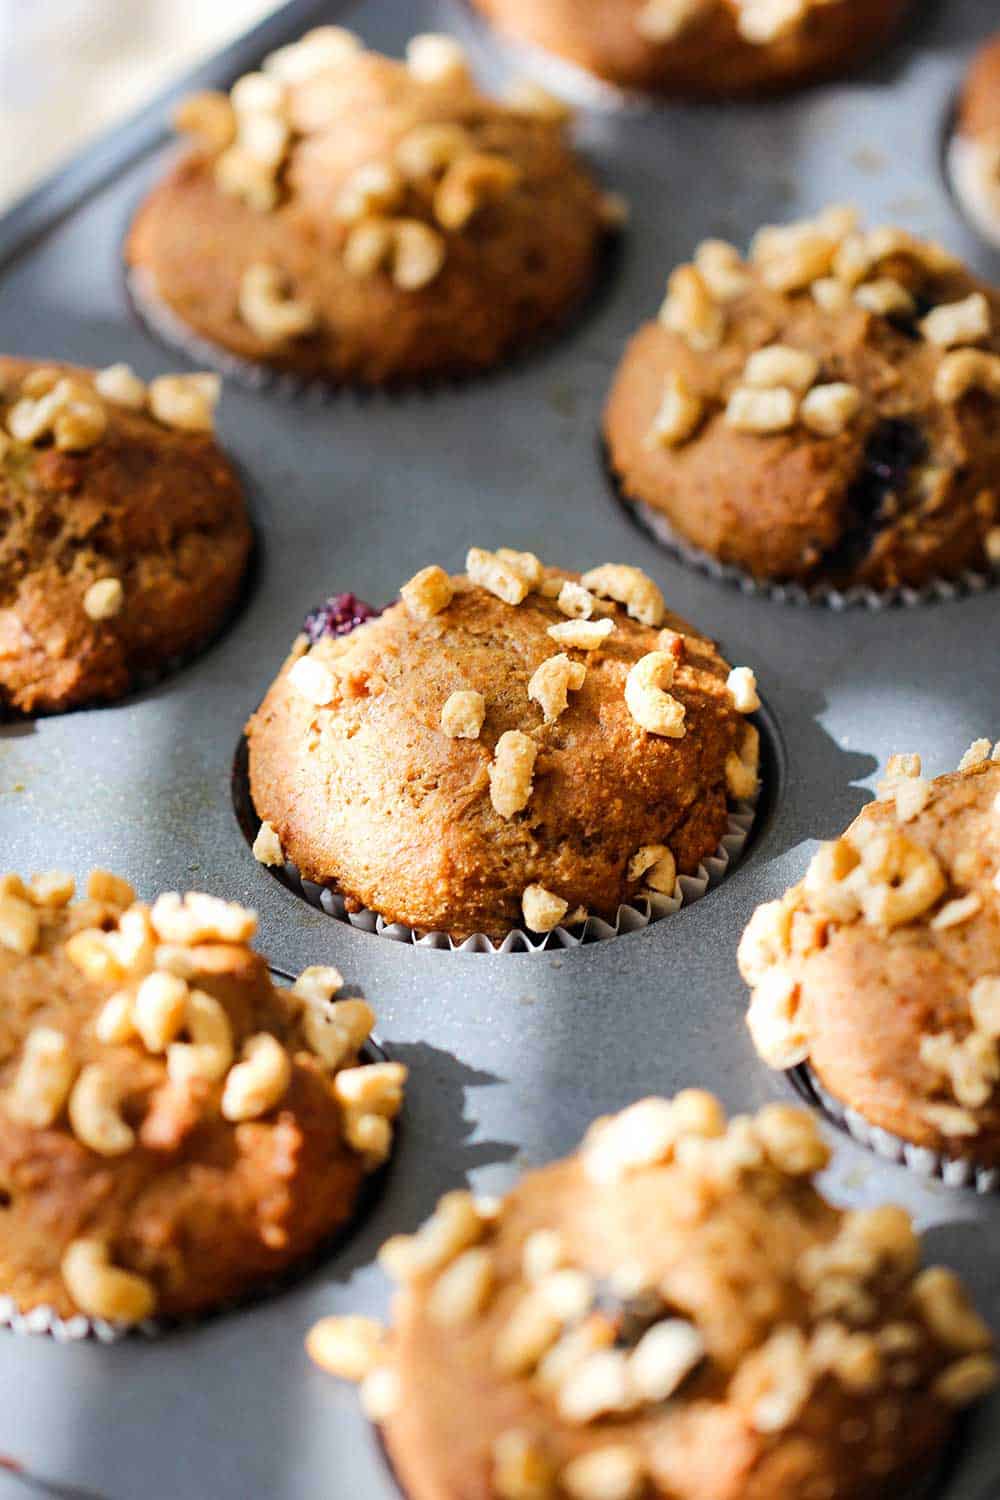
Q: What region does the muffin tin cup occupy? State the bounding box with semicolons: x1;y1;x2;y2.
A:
0;986;395;1343
630;499;995;613
124;217;625;403
266;790;757;953
791;1063;1000;1195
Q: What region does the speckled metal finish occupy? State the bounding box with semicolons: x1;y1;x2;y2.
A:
1;1;1000;1496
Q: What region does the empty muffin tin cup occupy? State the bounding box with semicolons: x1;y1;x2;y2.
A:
790;1063;1000;1196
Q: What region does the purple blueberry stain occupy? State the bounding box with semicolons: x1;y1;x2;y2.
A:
860;418;926;507
302;593;381;644
818;417;928;579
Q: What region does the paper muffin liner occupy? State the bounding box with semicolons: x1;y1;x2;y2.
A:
790;1063;1000;1195
125;218;624;402
254;786;758;953
628;498;995;612
0;1000;393;1342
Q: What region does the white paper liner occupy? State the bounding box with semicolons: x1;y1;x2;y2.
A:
271;788;758;953
0;1023;391;1342
792;1064;1000;1195
0;1297;150;1343
631;500;995;612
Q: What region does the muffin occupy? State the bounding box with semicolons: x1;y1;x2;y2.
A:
469;0;907;98
125;26;614;387
604;207;1000;593
307;1091;996;1500
740;740;1000;1172
0;867;404;1326
949;35;1000;251
0;357;251;714
245;549;761;944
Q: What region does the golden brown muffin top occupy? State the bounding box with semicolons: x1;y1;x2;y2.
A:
247;551;760;941
0;868;404;1323
164;26;614;354
307;1092;995;1500
605;206;1000;588
741;745;1000;1158
0;357;250;714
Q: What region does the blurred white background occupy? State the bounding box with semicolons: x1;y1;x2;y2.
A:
0;0;281;210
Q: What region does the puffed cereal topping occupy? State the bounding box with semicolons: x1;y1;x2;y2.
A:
467;547;531;606
489;730;537;818
522;884;569;933
581;564;665;627
624;652;685;738
441;689;486;739
528;654;586;723
401;564;455;620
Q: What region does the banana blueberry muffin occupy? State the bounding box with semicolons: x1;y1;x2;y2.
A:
245;550;761;943
308;1091;996;1500
470;0;907;98
0;868;404;1325
605;207;1000;592
741;741;1000;1167
949;34;1000;251
126;27;614;386
0;356;251;714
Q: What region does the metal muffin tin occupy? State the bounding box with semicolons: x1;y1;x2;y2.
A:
1;0;1000;1495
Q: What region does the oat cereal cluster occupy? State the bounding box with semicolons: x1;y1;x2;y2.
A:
308;1092;995;1499
741;742;1000;1155
247;550;759;941
0;869;404;1323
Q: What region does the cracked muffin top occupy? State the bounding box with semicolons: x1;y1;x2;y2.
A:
604;207;1000;592
0;867;404;1324
741;741;1000;1165
469;0;907;97
245;549;760;943
0;356;251;714
307;1091;996;1500
126;26;614;386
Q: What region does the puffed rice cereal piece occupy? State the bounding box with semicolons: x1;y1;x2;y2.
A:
489;731;537;818
528;654;586;723
580;565;665;627
624;652;685;738
441;689;486;739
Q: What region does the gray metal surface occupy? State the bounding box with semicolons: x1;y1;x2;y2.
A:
1;0;999;1495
